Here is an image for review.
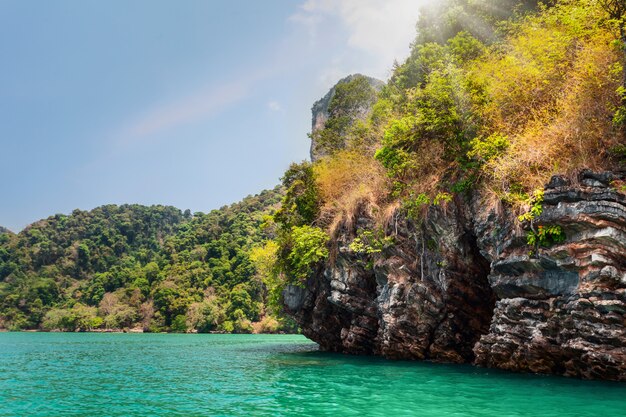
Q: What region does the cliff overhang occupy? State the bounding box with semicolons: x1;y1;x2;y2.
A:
284;170;626;381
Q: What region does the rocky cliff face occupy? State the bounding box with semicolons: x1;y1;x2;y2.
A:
473;170;626;380
309;74;384;161
284;170;626;381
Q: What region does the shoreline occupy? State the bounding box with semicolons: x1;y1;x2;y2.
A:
0;328;298;335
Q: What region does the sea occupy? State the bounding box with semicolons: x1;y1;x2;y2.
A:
0;333;624;416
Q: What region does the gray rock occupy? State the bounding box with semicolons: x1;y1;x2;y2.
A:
285;170;626;381
547;175;571;189
473;171;626;381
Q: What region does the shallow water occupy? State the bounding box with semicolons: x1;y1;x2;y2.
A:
0;333;624;416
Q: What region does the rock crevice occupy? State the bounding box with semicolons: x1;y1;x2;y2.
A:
473;170;626;380
284;170;626;381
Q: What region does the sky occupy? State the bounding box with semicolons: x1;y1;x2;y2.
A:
0;0;426;232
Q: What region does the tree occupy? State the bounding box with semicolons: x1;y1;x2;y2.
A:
186;296;226;333
274;162;320;228
228;284;259;321
600;0;626;33
139;300;155;331
600;0;626;131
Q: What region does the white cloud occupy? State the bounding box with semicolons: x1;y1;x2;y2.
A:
120;82;248;140
291;0;426;79
267;100;282;112
110;67;277;148
288;7;323;47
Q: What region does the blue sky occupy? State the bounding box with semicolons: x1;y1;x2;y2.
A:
0;0;424;231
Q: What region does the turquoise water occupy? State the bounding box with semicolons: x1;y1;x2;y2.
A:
0;333;624;416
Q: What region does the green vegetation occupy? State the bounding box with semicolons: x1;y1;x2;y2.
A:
517;189;545;223
515;190;566;252
251;166;331;312
311;75;381;156
286;225;329;283
348;228;394;256
255;0;626;313
598;0;626;130
348;228;395;269
4;0;625;325
0;189;296;333
526;225;566;248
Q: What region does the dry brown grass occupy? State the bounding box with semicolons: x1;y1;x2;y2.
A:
475;1;624;199
315;1;625;231
408;139;451;197
313;150;390;235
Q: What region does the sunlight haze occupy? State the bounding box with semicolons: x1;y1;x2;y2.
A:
0;0;424;231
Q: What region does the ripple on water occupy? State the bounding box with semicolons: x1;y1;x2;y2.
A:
0;333;624;417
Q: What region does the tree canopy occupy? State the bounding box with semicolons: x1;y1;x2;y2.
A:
0;189;295;333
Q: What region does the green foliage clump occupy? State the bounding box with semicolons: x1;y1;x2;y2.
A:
609;144;626;163
249;159;330;321
516;189;566;252
42;304;102;332
467;134;510;164
375;30;487;201
250;225;328;319
185;296;226;333
400;191;454;222
249;241;281;315
403;193;432;220
349;229;395;258
287;226;329;283
517;189;544;223
612;85;626;127
527;225;566;248
251;166;329;319
274;162;319;228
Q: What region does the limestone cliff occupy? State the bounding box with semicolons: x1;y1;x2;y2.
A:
309;74;384;161
284;170;626;381
473;170;626;380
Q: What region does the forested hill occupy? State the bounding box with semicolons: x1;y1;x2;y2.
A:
0;188;290;332
0;226;12;235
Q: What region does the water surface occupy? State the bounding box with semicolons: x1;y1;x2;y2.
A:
0;333;623;416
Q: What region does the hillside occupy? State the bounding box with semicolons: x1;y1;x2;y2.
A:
0;188;291;332
256;0;626;381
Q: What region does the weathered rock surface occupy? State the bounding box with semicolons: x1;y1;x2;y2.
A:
284;170;626;381
285;200;496;363
473;170;626;381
